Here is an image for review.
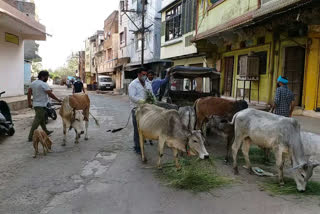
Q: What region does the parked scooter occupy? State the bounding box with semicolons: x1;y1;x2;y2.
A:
44;101;58;124
0;91;15;136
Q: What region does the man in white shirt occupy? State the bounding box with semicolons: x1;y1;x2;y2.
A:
27;71;62;141
128;68;153;154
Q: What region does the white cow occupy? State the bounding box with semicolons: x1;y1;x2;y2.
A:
231;108;319;192
301;131;320;163
136;104;209;169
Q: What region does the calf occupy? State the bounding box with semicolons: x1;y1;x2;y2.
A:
206;116;234;163
136;104;209;169
231;108;319;192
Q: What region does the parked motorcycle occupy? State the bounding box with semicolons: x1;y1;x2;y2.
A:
44;101;58;124
0;91;15;136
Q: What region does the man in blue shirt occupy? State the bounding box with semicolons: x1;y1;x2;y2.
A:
146;69;170;100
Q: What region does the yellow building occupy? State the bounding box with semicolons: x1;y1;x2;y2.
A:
193;0;320;114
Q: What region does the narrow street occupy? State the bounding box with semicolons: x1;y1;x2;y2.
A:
0;87;319;214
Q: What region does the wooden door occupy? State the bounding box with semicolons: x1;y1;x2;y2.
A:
284;46;305;106
224;56;234;96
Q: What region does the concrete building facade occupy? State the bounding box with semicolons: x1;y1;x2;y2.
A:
85;31;104;89
0;0;46;97
192;0;320;117
118;0;171;85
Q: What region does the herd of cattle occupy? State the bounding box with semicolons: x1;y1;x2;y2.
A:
57;94;320;192
135;97;320;192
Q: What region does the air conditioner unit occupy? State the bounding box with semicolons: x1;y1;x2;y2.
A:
239;55;260;78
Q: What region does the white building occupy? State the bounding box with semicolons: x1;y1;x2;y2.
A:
118;0;171;82
0;0;46;97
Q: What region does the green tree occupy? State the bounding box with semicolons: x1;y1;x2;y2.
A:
32;62;43;76
53;54;79;78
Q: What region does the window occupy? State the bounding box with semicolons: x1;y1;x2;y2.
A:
165;3;182;41
181;0;197;34
107;49;112;60
257;37;265;45
237;52;268;75
256;51;267;75
100;77;112;82
226;44;232;52
136;38;146;51
120;32;125;44
240;41;246;48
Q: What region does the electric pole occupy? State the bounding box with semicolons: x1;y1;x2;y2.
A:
122;0;149;67
141;0;146;67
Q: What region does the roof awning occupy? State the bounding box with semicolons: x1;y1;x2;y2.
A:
253;0;310;19
192;11;254;42
192;0;312;42
171;66;220;79
0;0;46;40
127;59;173;67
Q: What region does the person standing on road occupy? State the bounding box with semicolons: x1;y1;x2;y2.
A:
27;71;62;142
73;77;85;94
271;76;295;117
128;68;153;154
146;69;170;101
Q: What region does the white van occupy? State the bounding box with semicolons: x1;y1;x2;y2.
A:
98;75;114;90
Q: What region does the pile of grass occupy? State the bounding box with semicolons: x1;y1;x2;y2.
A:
261;178;320;196
155;157;231;192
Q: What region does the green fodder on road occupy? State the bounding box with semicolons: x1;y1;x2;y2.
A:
261;178;320;196
156;157;231;192
240;146;275;165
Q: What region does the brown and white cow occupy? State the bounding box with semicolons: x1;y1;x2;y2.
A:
135;104;209;169
59;94;98;146
194;97;248;131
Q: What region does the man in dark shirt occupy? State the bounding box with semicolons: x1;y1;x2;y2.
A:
271;76;295;117
73;77;85;94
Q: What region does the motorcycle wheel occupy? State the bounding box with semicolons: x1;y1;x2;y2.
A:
8;127;15;136
51;110;57;120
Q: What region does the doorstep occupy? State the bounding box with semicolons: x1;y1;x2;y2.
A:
293;108;320;119
1;95;28;111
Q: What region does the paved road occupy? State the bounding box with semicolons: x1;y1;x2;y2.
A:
0;87;319;214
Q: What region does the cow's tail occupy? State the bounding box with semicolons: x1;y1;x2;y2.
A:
89;112;100;127
230;111;240;125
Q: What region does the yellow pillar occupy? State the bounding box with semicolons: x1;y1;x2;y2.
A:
304;26;320;110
